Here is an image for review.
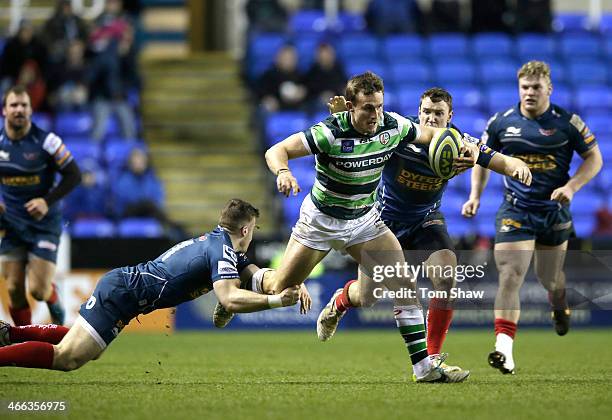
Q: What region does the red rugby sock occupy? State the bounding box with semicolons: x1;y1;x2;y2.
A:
9;324;69;345
0;342;54;369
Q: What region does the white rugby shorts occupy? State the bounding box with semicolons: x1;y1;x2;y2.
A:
291;195;389;253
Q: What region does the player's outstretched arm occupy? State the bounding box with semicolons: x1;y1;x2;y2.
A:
462;165;490;218
213;279;300;313
265;134;310;197
551;144;603;205
487;153;532;186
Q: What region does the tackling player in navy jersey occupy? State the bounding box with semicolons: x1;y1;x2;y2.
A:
0;86;82;327
316;88;531;374
0;199;303;371
462;61;603;375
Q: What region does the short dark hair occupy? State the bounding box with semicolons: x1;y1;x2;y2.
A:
420;87;453;111
345;71;384;103
218;199;260;233
2;85;29;107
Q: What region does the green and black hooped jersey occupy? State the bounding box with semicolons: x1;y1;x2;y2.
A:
300;111;420;220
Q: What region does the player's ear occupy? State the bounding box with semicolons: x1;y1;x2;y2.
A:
240;225;248;237
448;109;453;124
346;100;355;112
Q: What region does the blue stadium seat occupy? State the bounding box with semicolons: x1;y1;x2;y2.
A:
551;84;572;109
247;34;287;79
574;86;612;113
389;62;431;86
32;112;53;132
573;218;595;238
295;34;323;71
104;140;145;172
335;12;367;33
600;13;612;34
446;85;484;112
71;219;115;238
265;112;309;147
595;167;612;191
55;111;93;136
567;60;608;86
344;61;387;80
478;59;519;85
117;218;164;238
553;12;590;32
69;142;101;162
289;10;327;33
433;60;476;85
559;33;602;59
547;60;567;84
282;189;311;228
477;187;504;218
484;86;518;114
440;191;467;215
428;34;469;57
381;35;425;62
570;192;602;215
596;138;612;157
396;85;430;115
336;34;379;61
516;34;556;60
451;112;488;136
472;33;514;58
486;172;505;190
584;113;612;137
445;216;474;237
476;219;497;238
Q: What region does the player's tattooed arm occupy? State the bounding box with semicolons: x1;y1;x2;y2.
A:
552;144;602;204
487;154;532;186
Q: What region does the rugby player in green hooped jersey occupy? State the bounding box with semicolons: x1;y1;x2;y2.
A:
217;71;481;383
463;61;603;375
315;87;531;376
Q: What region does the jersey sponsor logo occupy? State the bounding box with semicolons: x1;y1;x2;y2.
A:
539;128;557;136
223;244;237;264
42;133;62;155
1;175;40;186
37;240;57;251
379;132;390;145
341;140;354;153
396;169;445;191
335;153;393;169
504;127;522;137
197;235;207;241
161;239;194;261
217;260;238;276
514;153;557;171
23;152;40;160
0;151;9;161
570;114;586;132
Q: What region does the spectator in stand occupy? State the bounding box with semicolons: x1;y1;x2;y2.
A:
256;44;306;113
51;40;89;110
41;0;89;94
246;0;289;33
594;204;612;237
87;0;137;141
113;148;186;240
304;43;346;112
470;0;512;33
64;158;109;222
365;0;420;35
0;20;48;96
16;60;47;111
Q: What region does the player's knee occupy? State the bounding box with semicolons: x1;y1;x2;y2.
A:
432;275;454;293
29;287;48;302
498;263;526;288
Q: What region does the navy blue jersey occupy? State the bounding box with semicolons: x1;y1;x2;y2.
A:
379;116;496;223
119;227;251;313
0;123;73;227
483;104;596;210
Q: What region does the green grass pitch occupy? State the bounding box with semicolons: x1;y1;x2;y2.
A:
1;329;611;419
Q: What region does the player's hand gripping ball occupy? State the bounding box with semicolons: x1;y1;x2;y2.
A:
428;127;463;180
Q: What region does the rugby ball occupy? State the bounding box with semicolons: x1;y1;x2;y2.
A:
428;128;463;180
